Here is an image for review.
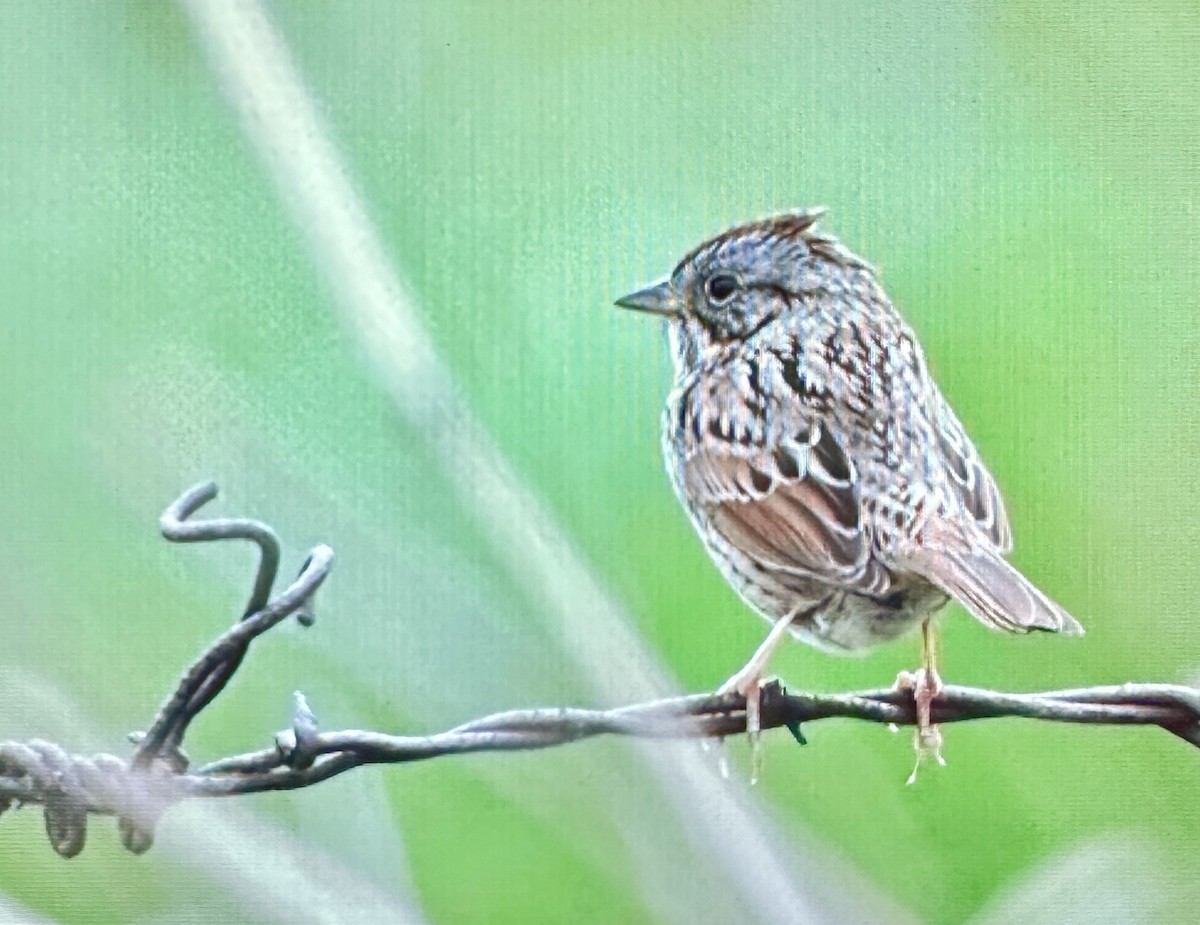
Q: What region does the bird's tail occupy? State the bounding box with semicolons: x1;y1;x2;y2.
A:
905;545;1083;636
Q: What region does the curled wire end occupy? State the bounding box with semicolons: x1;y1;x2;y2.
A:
292;546;333;627
118;815;156;855
158;480;284;617
44;797;87;859
278;691;320;770
158;481;220;538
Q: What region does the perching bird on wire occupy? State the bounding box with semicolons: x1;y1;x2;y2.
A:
616;209;1082;773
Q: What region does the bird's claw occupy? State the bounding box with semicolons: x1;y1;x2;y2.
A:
894;667;945;783
717;670;776;784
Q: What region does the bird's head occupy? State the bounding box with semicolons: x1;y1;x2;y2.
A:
615;208;871;372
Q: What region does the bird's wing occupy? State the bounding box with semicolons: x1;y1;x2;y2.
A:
934;404;1013;552
679;415;889;595
898;399;1080;635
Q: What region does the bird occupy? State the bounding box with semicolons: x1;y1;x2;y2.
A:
615;208;1082;768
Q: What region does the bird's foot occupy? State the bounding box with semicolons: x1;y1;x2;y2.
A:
710;604;816;784
718;666;772;784
894;666;946;784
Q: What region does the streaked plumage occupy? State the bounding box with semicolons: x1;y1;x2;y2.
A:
619;209;1082;655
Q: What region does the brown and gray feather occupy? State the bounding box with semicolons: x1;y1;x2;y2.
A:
642;209;1081;653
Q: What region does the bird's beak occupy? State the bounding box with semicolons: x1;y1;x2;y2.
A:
614;279;678;318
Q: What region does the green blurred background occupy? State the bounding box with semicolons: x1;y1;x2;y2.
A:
1;1;1198;923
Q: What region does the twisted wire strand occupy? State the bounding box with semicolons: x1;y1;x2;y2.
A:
139;481;287;765
1;484;1196;858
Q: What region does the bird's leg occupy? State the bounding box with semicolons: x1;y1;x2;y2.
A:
895;617;945;783
916;617;945;754
717;605;806;784
720;609;798;730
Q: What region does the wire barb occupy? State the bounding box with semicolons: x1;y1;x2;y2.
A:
0;484;1195;857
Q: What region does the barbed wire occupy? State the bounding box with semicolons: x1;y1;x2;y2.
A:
1;484;1196;857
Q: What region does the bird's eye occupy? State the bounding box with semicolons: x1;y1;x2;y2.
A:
705;274;738;305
